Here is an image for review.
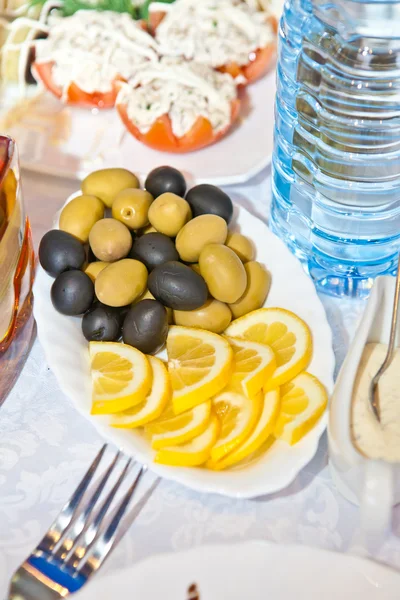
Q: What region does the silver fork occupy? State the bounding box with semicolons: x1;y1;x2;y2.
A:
8;444;156;599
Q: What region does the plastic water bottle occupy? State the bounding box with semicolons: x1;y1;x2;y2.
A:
270;0;400;298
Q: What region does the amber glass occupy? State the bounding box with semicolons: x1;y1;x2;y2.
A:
0;136;35;403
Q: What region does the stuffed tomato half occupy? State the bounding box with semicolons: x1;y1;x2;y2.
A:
116;59;240;153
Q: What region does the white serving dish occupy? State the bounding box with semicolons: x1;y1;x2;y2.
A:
76;541;400;600
33;196;335;499
329;276;400;541
0;70;276;185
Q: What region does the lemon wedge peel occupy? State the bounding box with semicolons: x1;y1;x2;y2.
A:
90;342;152;415
274;372;327;445
167;326;233;415
147;400;212;449
154;416;220;467
110;356;171;428
225;336;276;399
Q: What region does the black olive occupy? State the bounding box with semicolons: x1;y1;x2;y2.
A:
82;303;123;342
123;299;168;354
145;166;186;198
130;232;179;271
186;184;233;223
148;261;208;311
39;230;86;278
51;270;94;315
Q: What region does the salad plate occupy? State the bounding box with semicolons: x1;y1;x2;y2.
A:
76;541;400;600
33;197;335;499
0;71;276;185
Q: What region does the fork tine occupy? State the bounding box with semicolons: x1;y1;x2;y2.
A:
65;457;133;568
37;444;107;554
78;465;147;580
52;449;122;561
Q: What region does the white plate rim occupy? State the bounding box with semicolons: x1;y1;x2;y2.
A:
33;200;335;499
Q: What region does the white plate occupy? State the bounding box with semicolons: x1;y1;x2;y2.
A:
76;541;400;599
1;71;275;185
33;202;335;499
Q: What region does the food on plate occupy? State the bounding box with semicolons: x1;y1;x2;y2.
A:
147;399;212;449
148;192;192;236
148;261;208;311
84;261;108;282
155;415;219;467
167;326;233;413
130;232;179;271
122;299;168;354
89;218;132;262
226;232;255;263
39;164;329;474
225;308;313;389
175;215;228;263
229;261;271;318
116;58;240;153
90;341;152;414
154;0;277;84
185;183;233;223
59;194;105;243
199;243;247;303
274;372;328;445
82;168;139;208
145;165;187;199
39;229;86;277
112;188;154;230
32;10;159;107
208;388;279;470
110;355;171;428
95;258;147;306
51;270;94;315
227;337;276;398
82;302;124;342
351;343;400;462
173;298;232;334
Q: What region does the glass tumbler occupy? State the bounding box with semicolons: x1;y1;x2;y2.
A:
0;135;35;403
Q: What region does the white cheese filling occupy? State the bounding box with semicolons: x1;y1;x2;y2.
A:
155;0;274;69
35;10;159;95
118;58;238;138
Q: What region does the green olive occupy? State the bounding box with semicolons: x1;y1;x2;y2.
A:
82;168;139;208
148;192;192;237
199;244;247;304
84;261;108;282
95;259;147;307
59;195;104;243
135;288;173;323
112;188;154;230
226;232;255;263
229;261;271;318
89;218;132;262
175;215;228;262
139;224;158;235
191;263;201;275
173;298;231;333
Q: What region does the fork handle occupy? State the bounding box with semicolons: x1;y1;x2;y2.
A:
8;564;63;600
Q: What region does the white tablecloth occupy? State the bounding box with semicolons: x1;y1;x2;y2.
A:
1;168;400;593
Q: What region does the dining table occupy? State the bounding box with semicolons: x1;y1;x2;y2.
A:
1;165;399;593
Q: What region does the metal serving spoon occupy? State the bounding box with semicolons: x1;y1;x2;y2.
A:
369;253;400;421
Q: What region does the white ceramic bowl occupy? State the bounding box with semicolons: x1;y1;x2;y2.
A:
328;276;400;542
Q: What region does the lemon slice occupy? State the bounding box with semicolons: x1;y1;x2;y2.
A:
110;356;171;428
167;326;233;414
225;308;312;390
209;389;280;470
155;416;220;467
146;400;211;449
226;336;276;398
90;342;152;415
210;390;261;463
274;372;328;445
